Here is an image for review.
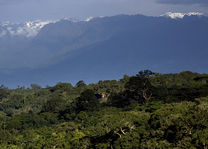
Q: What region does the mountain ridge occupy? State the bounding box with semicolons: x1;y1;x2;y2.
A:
0;14;207;88
1;12;207;38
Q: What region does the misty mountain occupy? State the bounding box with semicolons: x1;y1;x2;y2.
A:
0;13;208;87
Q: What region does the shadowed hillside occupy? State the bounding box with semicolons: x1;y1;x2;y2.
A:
0;14;208;88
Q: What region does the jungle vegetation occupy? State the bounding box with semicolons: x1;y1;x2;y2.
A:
0;70;208;148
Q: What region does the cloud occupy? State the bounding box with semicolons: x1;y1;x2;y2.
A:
156;0;208;6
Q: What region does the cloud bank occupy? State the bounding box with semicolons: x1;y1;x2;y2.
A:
0;0;208;22
157;0;208;6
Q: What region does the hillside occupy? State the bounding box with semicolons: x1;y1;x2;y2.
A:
0;70;208;148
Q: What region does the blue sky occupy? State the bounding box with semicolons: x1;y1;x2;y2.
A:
0;0;208;22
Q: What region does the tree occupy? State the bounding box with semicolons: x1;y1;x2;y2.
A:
125;70;154;104
107;92;132;108
76;89;100;112
136;70;155;78
30;84;41;90
108;70;155;107
0;89;9;101
41;98;66;113
76;80;86;88
50;82;73;92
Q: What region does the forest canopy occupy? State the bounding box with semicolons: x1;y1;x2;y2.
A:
0;70;208;148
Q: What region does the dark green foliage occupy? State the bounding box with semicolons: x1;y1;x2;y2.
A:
136;69;155;78
0;89;9;101
30;83;42;90
107;92;130;108
59;102;77;120
126;70;155;102
49;82;73;93
41;98;66;113
76;89;100;112
92;80;124;96
0;70;208;148
0;94;25;111
125;76;154;103
75;80;86;88
108;70;155;107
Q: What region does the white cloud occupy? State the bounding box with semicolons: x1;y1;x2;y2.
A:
161;12;204;19
0;20;55;37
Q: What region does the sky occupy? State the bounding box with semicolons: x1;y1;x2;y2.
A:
0;0;208;22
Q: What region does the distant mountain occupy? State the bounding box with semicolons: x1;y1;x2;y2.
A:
0;14;208;88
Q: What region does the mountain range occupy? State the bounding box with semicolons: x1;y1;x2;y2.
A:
0;12;208;88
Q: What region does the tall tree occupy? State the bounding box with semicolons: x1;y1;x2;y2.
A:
125;70;154;104
76;89;100;112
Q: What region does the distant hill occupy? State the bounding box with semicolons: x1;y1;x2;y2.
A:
0;14;208;88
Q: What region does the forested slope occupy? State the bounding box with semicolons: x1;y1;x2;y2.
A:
0;70;208;148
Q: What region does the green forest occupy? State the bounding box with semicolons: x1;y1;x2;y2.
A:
0;70;208;149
